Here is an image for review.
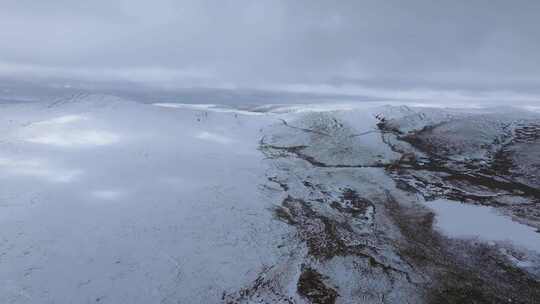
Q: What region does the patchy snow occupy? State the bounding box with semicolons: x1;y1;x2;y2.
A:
426;199;540;253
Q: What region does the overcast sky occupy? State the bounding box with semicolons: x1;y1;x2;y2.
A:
1;0;540;101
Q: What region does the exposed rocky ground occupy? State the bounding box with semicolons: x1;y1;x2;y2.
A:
225;106;540;304
378;106;540;228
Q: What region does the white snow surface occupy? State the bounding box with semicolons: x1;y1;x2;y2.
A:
0;98;289;304
2;98;540;303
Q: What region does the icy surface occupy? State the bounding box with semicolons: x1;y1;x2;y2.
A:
426;199;540;253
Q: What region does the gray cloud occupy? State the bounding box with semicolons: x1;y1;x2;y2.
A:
1;0;540;99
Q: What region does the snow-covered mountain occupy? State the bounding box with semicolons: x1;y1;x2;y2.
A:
1;96;539;303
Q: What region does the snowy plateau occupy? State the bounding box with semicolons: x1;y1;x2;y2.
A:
1;95;540;304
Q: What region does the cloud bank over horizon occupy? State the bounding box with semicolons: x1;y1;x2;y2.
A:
2;0;540;102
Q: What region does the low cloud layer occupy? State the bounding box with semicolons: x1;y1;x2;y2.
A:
2;0;540;101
